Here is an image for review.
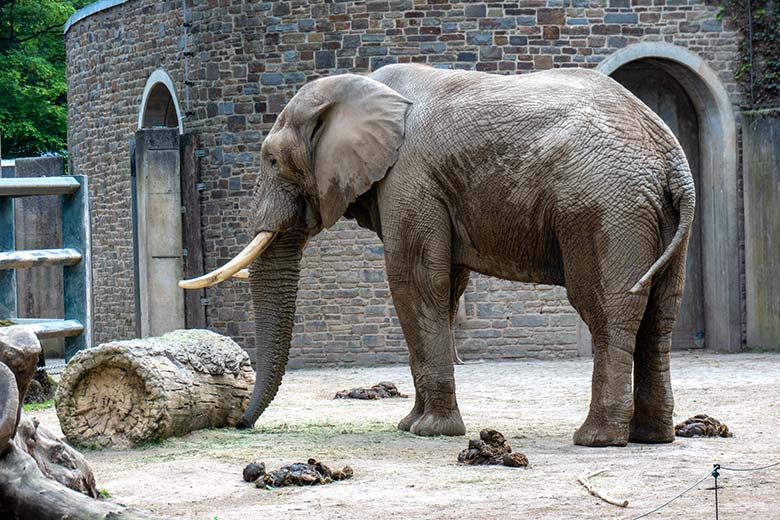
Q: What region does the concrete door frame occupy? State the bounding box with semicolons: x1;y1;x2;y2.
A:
577;42;741;353
132;129;186;338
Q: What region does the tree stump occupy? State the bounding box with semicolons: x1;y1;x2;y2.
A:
0;325;160;519
56;329;255;448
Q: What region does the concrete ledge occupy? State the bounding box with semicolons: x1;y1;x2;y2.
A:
64;0;132;35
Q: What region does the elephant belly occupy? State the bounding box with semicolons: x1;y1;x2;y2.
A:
450;214;566;287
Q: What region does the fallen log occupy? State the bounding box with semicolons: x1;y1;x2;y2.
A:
56;329;255;448
0;325;160;519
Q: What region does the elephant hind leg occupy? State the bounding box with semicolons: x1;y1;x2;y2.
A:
629;249;686;444
561;223;655;447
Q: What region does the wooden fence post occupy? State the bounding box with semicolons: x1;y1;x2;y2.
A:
62;176;93;359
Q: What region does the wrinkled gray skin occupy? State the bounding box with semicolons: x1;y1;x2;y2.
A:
238;64;695;447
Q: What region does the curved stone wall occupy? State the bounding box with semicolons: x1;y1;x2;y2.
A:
65;0;743;365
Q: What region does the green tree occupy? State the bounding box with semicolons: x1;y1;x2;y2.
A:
0;0;90;158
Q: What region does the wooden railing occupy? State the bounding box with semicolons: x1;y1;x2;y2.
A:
0;176;93;359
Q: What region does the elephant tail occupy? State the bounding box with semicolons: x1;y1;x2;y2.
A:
629;159;696;295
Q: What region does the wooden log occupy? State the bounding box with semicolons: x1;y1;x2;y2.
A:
0;325;162;519
56;329;256;448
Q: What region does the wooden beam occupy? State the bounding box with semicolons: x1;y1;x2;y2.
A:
0;177;80;197
0;249;82;270
180;134;207;330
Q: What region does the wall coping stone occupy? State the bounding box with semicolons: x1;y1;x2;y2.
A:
64;0;134;35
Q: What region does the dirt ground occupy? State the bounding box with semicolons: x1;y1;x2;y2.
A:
34;352;780;520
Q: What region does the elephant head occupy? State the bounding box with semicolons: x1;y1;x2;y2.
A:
180;74;411;428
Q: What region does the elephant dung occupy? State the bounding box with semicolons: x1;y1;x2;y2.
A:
675;414;733;438
334;381;408;400
458;429;529;467
242;462;266;483
244;459;354;489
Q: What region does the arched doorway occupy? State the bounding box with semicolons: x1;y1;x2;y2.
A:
596;43;742;352
611;63;705;349
132;70;185;337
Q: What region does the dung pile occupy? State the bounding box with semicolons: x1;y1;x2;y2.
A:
243;459;353;489
458;429;528;467
675;414;733;438
335;381;407;400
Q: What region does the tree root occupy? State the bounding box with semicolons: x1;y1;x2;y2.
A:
0;325;162;519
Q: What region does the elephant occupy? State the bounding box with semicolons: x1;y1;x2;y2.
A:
180;63;695;447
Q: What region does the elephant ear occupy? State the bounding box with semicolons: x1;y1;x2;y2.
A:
308;74;411;228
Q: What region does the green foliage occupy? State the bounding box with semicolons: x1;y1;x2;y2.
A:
22;398;54;411
97;488;112;499
720;0;780;108
0;0;90;158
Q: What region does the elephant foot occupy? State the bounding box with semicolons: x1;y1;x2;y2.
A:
573;415;629;447
409;409;465;437
629;414;674;444
398;408;424;432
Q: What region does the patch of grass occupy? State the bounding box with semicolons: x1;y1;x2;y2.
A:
97;488;111;499
252;420;396;436
23;399;55;412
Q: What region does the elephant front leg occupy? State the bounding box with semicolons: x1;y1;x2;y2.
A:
386;254;465;437
397;367;425;432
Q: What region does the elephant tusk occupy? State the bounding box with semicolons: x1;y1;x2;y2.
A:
179;231;277;289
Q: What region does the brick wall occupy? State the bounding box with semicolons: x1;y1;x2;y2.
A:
65;0;742;366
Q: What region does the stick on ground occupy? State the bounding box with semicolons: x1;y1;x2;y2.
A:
577;468;629;508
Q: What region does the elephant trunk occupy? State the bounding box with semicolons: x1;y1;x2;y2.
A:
237;231;306;429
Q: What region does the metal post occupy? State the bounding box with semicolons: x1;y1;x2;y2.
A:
0;195;16;319
62;175;93;359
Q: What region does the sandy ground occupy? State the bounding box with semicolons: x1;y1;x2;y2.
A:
33;352;780;520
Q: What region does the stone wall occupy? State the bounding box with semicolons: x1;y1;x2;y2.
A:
65;0;743;365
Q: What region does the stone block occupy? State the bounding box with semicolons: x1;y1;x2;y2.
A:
315;50;336;68
604;12;638;24
464;4;486;17
466;31;493;45
537;9;565;25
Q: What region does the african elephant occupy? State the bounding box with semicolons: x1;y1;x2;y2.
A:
181;63;695;447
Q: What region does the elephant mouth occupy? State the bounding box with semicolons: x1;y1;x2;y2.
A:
179;231;277;289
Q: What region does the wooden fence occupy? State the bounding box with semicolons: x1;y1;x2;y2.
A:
0;176;93;359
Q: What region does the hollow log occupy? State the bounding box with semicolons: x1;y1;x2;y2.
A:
0;325;161;519
56;329;255;448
